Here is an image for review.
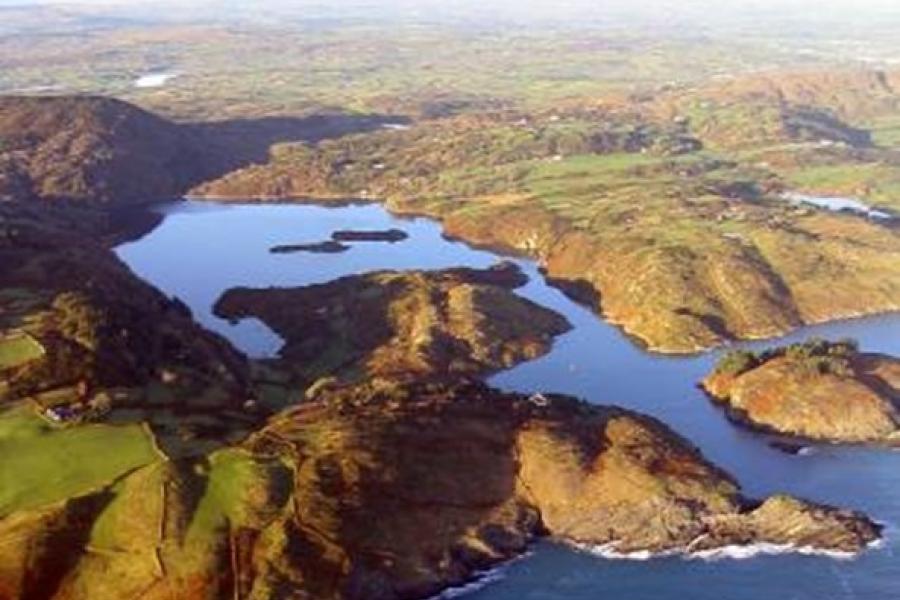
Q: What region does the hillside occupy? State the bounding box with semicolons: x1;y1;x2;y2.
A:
0;202;258;459
0;96;391;206
0;96;210;205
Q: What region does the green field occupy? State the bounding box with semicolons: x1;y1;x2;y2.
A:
784;162;900;212
185;449;288;545
0;334;44;369
0;404;160;515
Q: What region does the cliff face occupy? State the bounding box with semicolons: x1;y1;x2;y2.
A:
702;341;900;444
213;262;572;382
0;380;881;600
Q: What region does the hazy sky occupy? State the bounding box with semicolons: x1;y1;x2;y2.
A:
2;0;898;11
2;0;899;32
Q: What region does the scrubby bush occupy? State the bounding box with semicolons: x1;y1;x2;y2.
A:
714;337;859;378
713;349;760;376
762;337;858;377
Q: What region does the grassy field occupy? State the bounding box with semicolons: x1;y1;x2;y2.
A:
0;334;44;369
185;449;289;545
783;162;900;212
0;404;160;515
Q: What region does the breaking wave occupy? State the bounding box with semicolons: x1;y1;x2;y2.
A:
430;552;532;599
577;535;885;563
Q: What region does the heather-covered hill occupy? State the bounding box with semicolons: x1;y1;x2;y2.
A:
0;380;881;600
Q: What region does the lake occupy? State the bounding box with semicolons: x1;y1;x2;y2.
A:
116;200;900;600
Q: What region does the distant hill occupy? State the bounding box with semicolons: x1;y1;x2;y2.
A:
0;95;398;206
0;96;210;205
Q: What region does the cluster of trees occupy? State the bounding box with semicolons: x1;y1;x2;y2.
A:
714;337;859;378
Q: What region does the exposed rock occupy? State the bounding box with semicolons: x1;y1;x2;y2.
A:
269;240;350;254
331;228;408;243
213;262;570;382
0;380;879;600
702;339;900;444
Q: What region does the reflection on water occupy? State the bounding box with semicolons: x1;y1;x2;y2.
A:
117;200;900;600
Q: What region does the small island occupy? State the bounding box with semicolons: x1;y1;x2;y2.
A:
331;228;408;243
701;338;900;445
269;240;350;254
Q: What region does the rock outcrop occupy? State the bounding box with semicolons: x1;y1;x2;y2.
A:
0;380;880;600
213;262;571;381
702;339;900;444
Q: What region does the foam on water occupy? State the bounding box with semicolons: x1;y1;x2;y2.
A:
688;543;857;562
575;540;881;563
579;543;678;561
430;553;532;599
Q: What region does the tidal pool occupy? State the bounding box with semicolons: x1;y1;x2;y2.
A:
117;200;900;600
